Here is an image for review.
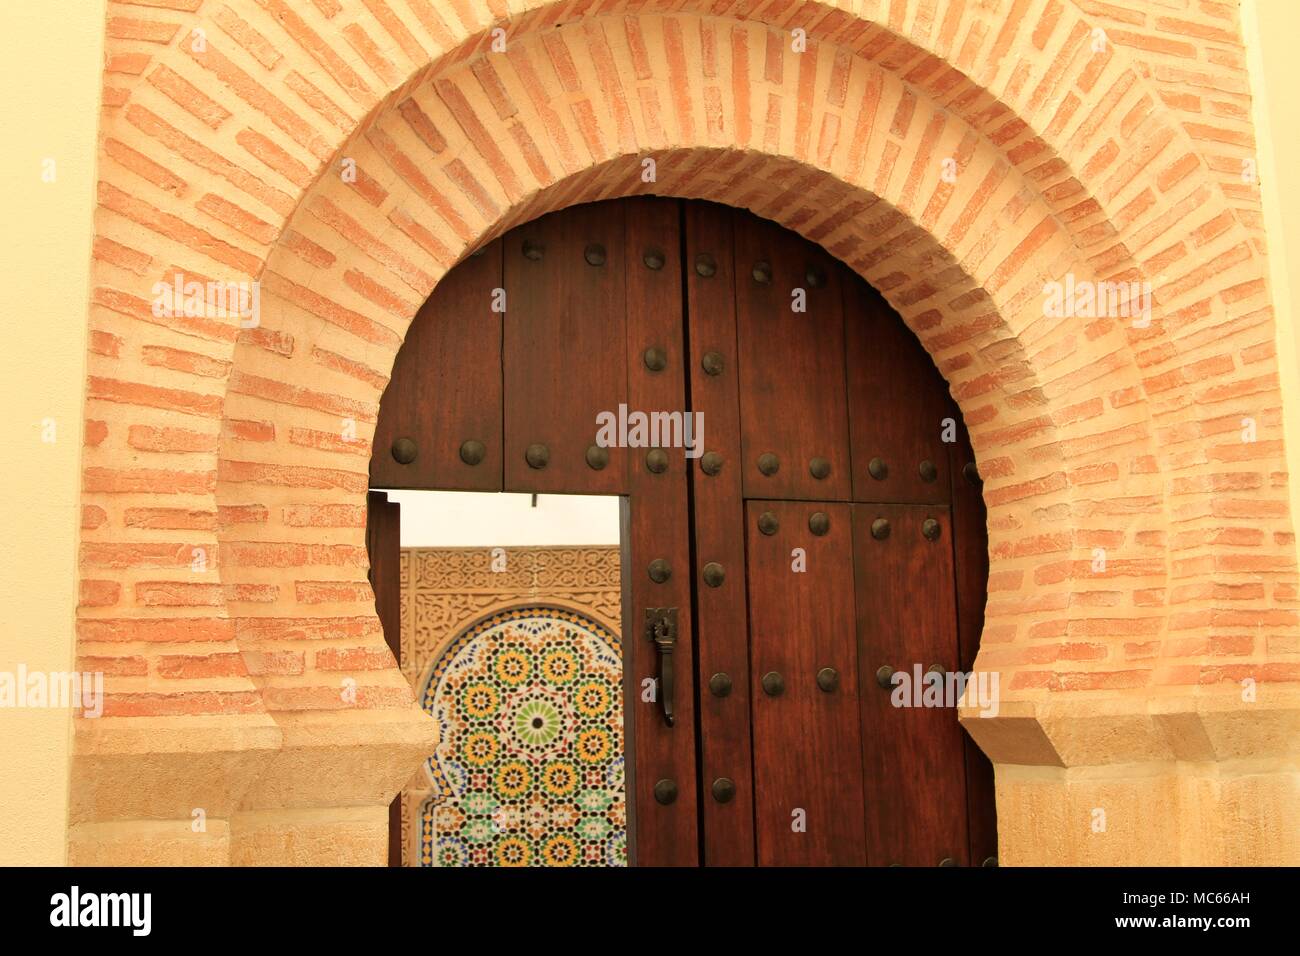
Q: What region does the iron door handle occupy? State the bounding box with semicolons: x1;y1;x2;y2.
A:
646;608;678;727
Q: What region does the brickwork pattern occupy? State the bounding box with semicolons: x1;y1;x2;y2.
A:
75;0;1298;864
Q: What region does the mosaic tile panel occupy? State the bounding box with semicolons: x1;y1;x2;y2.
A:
418;606;626;866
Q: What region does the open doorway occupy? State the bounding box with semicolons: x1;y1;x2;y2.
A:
371;490;625;866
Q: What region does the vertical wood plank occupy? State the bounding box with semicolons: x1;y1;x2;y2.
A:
844;276;953;505
370;242;504;492
623;198;699;865
745;499;866;866
503;202;629;495
735;214;851;501
852;502;970;866
683;201;756;865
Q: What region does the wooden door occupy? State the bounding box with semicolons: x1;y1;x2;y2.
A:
371;197;993;867
683;201;993;867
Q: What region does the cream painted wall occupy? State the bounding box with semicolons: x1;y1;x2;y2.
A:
0;0;104;864
1245;1;1300;547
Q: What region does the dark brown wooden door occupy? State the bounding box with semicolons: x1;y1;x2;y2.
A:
370;198;994;867
682;201;994;867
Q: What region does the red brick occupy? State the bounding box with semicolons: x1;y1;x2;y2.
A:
315;646;395;671
295;580;373;604
79;580;122;608
156;653;249;679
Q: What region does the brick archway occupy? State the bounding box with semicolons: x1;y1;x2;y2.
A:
76;1;1298;866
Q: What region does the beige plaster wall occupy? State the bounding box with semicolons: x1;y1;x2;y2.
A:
0;0;105;864
1247;0;1300;543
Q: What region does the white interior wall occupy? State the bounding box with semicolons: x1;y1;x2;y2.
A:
379;490;622;547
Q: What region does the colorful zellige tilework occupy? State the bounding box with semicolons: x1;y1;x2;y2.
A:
419;606;626;867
